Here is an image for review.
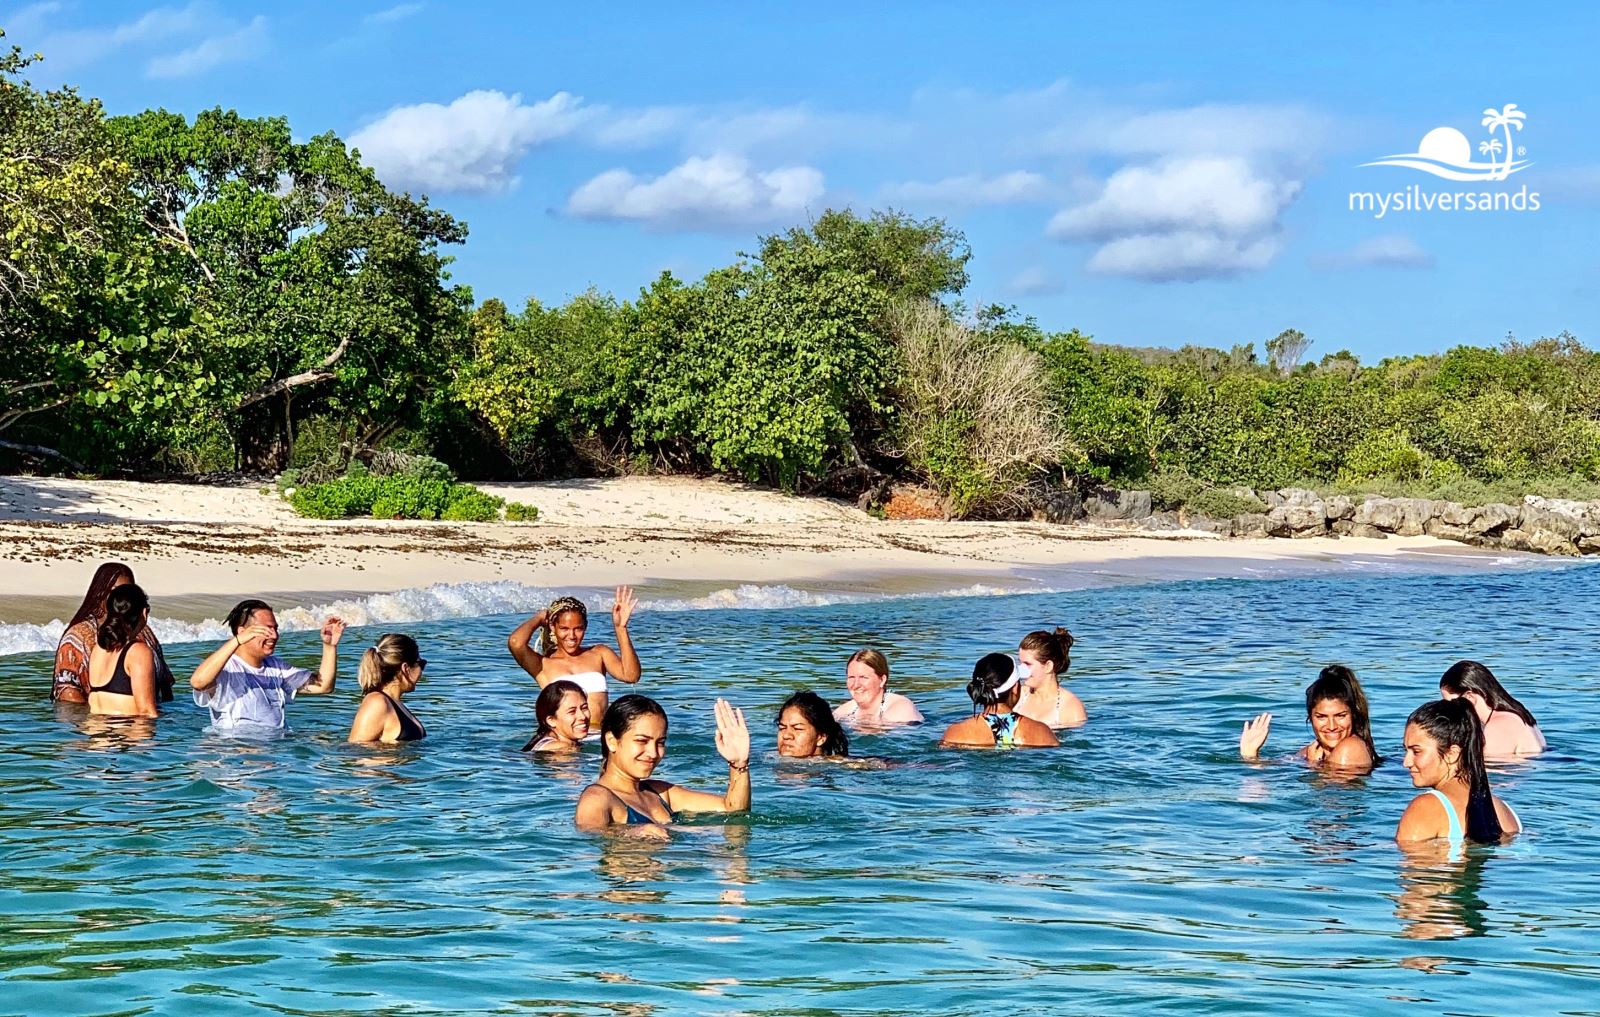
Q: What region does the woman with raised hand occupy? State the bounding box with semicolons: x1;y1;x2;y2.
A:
833;648;923;728
86;583;161;719
522;679;591;753
776;690;850;759
53;562;174;705
1239;664;1377;773
1397;698;1521;847
575;694;751;836
347;634;428;744
941;653;1058;749
1439;660;1546;758
1015;626;1086;729
508;587;641;722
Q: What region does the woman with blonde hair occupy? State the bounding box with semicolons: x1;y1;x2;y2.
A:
833;648;923;728
347;634;428;743
1015;627;1086;729
508;587;641;721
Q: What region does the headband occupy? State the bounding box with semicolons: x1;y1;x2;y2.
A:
992;656;1027;695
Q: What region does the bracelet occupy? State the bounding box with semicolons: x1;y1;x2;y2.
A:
728;761;750;774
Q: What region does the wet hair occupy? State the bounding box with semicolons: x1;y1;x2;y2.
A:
68;562;135;629
1305;664;1378;761
848;648;890;684
226;599;274;634
96;583;149;651
1440;660;1537;729
776;690;850;757
1019;627;1074;677
1407;698;1503;843
539;595;588;654
967;652;1021;711
531;679;586;745
598;693;668;771
357;633;421;693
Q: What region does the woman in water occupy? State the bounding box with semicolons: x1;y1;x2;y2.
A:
53;562;174;704
1439;660;1545;758
1239;664;1377;772
522;679;591;752
347;634;427;743
575;694;750;835
1397;698;1521;846
86;584;161;719
776;690;850;759
508;587;641;721
941;653;1059;748
833;648;923;728
1015;627;1086;729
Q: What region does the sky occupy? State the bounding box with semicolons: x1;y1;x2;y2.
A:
4;0;1598;361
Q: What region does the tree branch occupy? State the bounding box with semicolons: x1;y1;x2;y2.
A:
0;437;86;471
237;337;352;408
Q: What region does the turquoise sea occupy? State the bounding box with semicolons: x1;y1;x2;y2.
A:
1;561;1596;1015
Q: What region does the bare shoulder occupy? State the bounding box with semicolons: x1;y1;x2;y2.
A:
940;718;985;746
1017;716;1059;747
1327;735;1374;770
884;693;922;722
1396;790;1446;842
124;641;156;668
1494;795;1521;835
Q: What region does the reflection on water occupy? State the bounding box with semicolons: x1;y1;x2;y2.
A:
0;563;1597;1014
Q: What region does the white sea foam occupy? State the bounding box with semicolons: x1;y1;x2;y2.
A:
0;579;1046;657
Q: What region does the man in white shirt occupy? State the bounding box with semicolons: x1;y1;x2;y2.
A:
190;599;346;730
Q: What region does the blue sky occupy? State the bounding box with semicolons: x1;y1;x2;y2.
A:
4;0;1597;361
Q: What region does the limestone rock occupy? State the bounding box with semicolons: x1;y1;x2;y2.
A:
1186;515;1234;537
1325;494;1355;521
1394;498;1437;536
1353;498;1404;531
1424;519;1471;542
1437;501;1474;526
1234;512;1270;538
1266;503;1327;536
1467;502;1520;535
1034;489;1084;524
1084;487;1152;521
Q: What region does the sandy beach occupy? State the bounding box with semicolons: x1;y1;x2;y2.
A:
0;474;1493;632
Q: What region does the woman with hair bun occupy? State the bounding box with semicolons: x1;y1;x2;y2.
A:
1397;698;1521;847
86;583;161;718
53;562;174;704
1239;664;1377;773
508;587;641;722
1439;660;1546;758
833;648;923;728
523;680;590;752
575;694;751;836
1015;627;1086;729
940;653;1058;749
347;634;427;743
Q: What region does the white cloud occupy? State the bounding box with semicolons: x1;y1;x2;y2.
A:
18;1;210;70
1048;156;1302;282
883;171;1053;208
145;14;267;78
365;3;422;24
1310;234;1435;270
349;90;587;194
1006;266;1066;297
566;154;825;231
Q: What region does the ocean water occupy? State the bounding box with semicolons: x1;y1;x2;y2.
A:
1;562;1597;1016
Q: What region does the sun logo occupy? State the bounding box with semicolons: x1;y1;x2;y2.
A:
1362;104;1529;181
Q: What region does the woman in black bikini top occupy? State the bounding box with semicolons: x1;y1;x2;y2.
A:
86;584;161;719
347;634;428;743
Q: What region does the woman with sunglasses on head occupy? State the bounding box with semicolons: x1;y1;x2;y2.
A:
940;653;1058;749
1438;660;1546;759
1397;698;1521;847
347;634;428;743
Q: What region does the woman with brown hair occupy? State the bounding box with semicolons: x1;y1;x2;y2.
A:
833;648;923;728
53;562;173;704
347;634;428;743
507;587;641;721
1015;627;1086;729
86;583;161;719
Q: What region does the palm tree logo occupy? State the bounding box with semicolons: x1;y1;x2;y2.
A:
1480;104;1526;180
1479;138;1503;162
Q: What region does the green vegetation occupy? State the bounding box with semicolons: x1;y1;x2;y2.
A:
7;37;1600;518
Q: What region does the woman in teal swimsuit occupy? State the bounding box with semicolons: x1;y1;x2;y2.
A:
1396;699;1521;848
940;653;1058;749
575;694;751;837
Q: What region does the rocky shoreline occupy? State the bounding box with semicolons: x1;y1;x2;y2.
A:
1036;487;1600;556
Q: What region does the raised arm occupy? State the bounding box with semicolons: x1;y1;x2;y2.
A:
299;617;345;696
1240;712;1272;760
125;643;160;718
507;609;550;678
661;699;751;814
600;586;642;684
191;628;260;690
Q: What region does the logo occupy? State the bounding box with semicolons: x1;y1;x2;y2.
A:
1361;104;1529;181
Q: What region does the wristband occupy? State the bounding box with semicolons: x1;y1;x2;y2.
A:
728;761;750;774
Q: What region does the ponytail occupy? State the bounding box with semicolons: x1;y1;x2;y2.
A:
967;652;1023;711
358;634;420;692
96;583;149;651
1407;698;1503;843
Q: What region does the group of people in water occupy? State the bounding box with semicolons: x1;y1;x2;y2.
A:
50;561;1544;847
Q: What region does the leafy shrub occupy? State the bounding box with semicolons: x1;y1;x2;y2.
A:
504;501;540;521
288;457;505;521
439;486;505;521
1187;487;1267;518
1145;470;1206;511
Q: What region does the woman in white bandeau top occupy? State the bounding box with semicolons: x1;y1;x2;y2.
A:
508;587;641;722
